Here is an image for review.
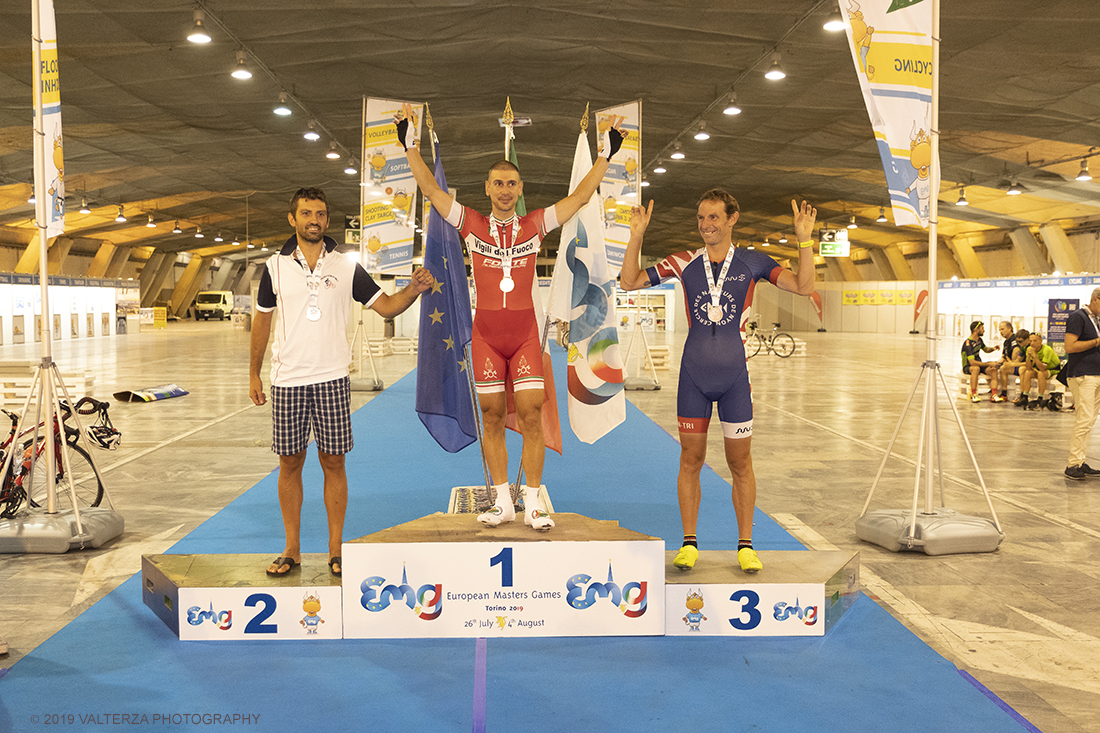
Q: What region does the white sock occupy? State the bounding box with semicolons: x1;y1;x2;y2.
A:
523;486;542;512
494;482;511;509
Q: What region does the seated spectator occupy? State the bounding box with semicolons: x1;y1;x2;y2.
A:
1001;328;1031;405
962;320;1002;402
995;321;1019;402
1021;332;1062;411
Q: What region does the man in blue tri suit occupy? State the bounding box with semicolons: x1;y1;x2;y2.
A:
619;190;817;573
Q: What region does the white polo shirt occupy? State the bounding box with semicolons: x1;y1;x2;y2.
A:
257;235;382;387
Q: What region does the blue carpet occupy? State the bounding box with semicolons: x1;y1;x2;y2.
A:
0;352;1033;732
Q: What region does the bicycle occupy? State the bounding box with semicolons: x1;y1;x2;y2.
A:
744;319;796;358
0;397;110;519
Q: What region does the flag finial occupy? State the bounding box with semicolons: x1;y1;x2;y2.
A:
580;103;589;134
425;103;434;133
503;97;514;126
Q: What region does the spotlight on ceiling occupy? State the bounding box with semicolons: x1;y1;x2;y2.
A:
115;205;127;223
214;232;224;242
146;214;156;228
778;235;788;243
955;188;969;206
694;122;710;141
876;206;888;222
823;10;846;32
326;141;341;160
79;198;91;214
762;239;770;247
847;215;858;229
273;92;292;116
172;221;182;233
1077;158;1092;182
232;238;241;246
765;51;786;80
345;162;358;175
1006;180;1022;195
640;174;650;187
670;141;685;160
28;194;36;204
304;120;320;141
723;93;742;115
195;227;204;238
231;50;252;80
653;160;667;173
187;8;211;44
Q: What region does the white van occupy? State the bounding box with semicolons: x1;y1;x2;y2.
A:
195;291;233;321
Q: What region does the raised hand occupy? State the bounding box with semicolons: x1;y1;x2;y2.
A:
630;200;654;237
791;199;817;243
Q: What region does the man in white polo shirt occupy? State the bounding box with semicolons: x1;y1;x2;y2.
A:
250;187;434;577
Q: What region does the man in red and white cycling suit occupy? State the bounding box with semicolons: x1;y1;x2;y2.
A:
401;108;622;530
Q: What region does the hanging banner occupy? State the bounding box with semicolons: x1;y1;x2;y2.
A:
842;0;936;228
33;0;65;238
595;101;641;273
361;98;423;274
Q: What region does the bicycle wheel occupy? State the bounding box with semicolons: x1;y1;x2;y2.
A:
744;333;762;358
0;472;25;520
26;439;104;511
773;333;796;358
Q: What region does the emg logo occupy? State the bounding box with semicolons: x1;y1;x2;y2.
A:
773;599;818;626
565;563;647;618
186;602;232;630
360;565;443;620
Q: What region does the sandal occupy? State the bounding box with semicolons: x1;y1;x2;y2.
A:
328;556;342;577
266;556;299;577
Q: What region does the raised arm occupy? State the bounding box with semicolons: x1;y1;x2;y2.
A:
370;266;435;318
619;200;654;291
774;199;817;296
397;104;455;216
552;128;624;224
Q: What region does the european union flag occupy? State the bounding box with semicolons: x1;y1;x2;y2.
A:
415;140;477;452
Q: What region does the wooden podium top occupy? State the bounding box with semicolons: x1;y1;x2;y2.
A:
346;512;662;545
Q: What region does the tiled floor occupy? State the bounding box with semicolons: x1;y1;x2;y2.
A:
1;321;1097;732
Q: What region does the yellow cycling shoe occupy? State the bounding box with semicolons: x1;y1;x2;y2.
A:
673;544;699;570
738;547;763;573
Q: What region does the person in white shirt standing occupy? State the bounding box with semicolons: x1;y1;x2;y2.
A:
250;187;434;577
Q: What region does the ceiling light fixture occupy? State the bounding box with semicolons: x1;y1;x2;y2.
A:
172;221;182;233
27;194;36;204
723;93;742;115
670;141;685;160
876;206;888;222
694;122;710;141
232;238;240;246
79;198;91;214
823;10;846;32
1006;180;1022;195
273;92;292;116
146;214;156;228
847;215;858;229
762;239;770;247
187;8;211;44
326;141;341;159
231;50;252;80
955;188;969;206
303;121;320;141
214;232;224;242
195;227;204;238
641;174;650;187
779;235;787;243
765;51;786;80
1077;159;1092;182
344;162;358;175
653;160;666;173
115;205;126;223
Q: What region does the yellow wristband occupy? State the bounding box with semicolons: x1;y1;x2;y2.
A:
798;240;813;249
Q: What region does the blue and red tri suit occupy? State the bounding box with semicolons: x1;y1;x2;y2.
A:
646;247;782;439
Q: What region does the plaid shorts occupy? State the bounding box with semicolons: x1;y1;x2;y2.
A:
270;376;353;456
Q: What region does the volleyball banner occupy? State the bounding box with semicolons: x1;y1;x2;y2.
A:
595;101;641;273
33;0;65;238
361;98;423;274
842;0;936;228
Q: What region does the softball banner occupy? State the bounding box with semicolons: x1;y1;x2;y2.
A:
360;97;423;274
842;0;936;228
33;0;65;238
548;131;625;444
595;101;641;273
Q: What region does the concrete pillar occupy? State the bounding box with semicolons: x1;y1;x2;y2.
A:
14;237;45;273
209;260;238;291
141;253;176;307
105;247;132;279
86;242;117;278
170;256;212;317
823;258;847;282
883;243;915;280
233;262;258;295
868;248;896;280
834;256;862;281
936;242;963;280
1008;228;1050;275
1038;223;1083;274
48;237;73;275
945;236;987;279
15;235;71;274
